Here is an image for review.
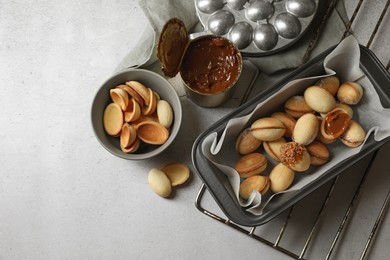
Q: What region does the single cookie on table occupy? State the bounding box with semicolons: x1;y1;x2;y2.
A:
161;163;190;186
148;168;172;198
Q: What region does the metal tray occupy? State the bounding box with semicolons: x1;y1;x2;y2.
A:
191;45;390;227
194;0;319;56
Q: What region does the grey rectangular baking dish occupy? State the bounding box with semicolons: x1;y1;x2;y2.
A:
191;45;390;227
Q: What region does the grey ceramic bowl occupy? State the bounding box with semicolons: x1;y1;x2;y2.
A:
91;68;182;160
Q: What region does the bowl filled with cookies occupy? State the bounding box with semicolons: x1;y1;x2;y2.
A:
91;68;182;160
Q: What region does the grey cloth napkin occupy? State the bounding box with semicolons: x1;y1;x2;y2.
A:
116;0;348;75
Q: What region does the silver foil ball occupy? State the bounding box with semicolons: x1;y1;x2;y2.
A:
274;12;301;39
286;0;316;18
228;21;253;49
245;0;275;22
196;0;224;14
226;0;247;10
253;24;278;50
208;10;235;36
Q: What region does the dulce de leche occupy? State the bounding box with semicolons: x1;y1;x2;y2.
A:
180;37;241;94
323;108;350;138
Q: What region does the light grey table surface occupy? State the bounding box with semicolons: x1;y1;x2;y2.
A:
1;1;389;259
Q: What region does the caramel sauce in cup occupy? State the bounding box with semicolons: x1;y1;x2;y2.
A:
180;36;241;95
157;18;242;107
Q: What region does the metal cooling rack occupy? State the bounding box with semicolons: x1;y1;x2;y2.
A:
194;0;390;259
